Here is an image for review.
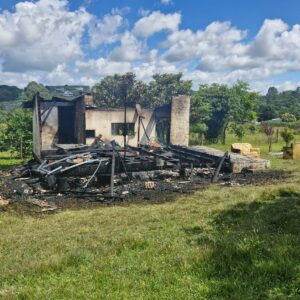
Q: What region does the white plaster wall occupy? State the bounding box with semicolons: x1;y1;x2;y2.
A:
85;108;156;146
41;106;59;150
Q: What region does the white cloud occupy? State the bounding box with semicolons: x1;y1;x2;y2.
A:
0;71;40;88
0;0;92;72
1;1;300;94
75;52;178;83
132;11;181;37
76;58;131;76
46;64;74;84
138;8;151;17
133;62;178;82
162;21;247;65
109;32;143;61
158;18;300;89
111;7;131;15
248;19;289;58
89;14;123;48
279;81;299;91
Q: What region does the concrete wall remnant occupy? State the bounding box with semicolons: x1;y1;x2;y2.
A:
170;95;190;146
29;92;191;158
85;108;156;147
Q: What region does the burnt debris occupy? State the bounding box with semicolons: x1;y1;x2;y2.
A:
0;140;287;213
0;141;231;206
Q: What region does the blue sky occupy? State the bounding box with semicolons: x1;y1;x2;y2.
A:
0;0;300;93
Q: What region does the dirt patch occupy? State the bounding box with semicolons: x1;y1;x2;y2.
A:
229;170;291;185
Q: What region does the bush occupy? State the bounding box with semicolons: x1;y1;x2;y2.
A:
282;112;297;123
0;123;8;151
248;124;256;134
231;124;245;141
4;109;32;158
288;120;300;134
190;123;208;145
280;127;295;147
261;123;274;152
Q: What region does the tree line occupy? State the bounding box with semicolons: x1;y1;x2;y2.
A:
258;86;300;121
92;73;258;144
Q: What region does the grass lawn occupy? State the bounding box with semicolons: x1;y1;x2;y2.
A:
1;133;300;299
0;151;25;171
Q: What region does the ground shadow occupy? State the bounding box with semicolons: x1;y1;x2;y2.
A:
0;155;21;159
0;164;20;170
185;188;300;299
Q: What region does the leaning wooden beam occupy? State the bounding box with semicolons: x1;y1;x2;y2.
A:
211;151;229;183
110;151;116;197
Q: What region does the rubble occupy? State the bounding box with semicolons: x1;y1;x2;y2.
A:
0;140;286;213
0;198;10;206
26;198;58;212
144;181;156;189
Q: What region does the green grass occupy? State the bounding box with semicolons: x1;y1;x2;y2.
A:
1;134;300;299
207;130;293;155
0;151;25;170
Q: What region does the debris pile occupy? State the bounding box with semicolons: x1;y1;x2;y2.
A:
0;141;289;213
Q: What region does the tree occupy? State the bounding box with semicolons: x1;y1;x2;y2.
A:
92;72;192;109
257;86;300;120
257;99;277;121
248;124;256;134
190;90;211;143
4;109;32;158
0;103;7;123
191;81;257;144
0;123;8;151
190;123;208;145
0;104;8;151
232;124;245;141
148;73;192;107
18;81;51;102
261;123;274;152
281;112;296;123
280;127;294;147
266;87;279;100
92;73;149;108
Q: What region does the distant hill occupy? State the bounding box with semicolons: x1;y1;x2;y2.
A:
0;84;92;110
0;85;22;102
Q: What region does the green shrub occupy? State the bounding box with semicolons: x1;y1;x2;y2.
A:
4;109;32;158
231;124;245;141
282;112;297;123
280;127;295;147
248;124;257;134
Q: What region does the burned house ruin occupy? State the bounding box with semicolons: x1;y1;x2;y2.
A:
12;91;270;205
27;92;190;158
